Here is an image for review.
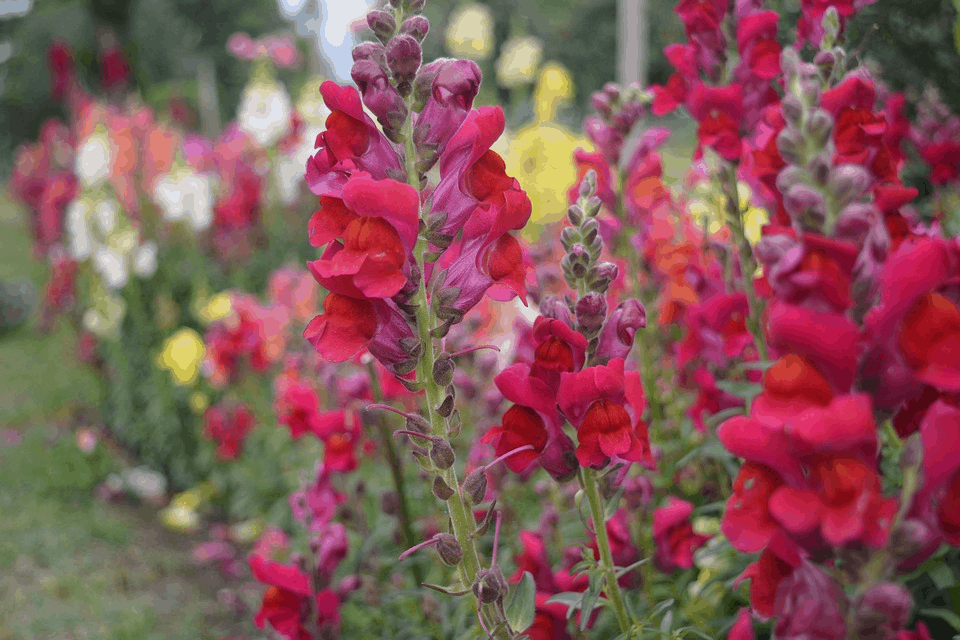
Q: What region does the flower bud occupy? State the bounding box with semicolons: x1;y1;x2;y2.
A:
597;298;646;362
432;353;455;387
780;94;804;127
780;47;801;80
587;261;619;292
773;562;848;640
602;82;621;101
351;59;407;132
900;433;923;471
807;109;834;147
539;295;575;327
400;16;430;41
576;292;607;335
814;50;836;69
462;468;487;504
430;438;455;470
432;475;454;500
567;204;584;227
579;170;598;199
834;203;878;242
585;195;603;218
807;152;832;186
775;166;806;194
828;164;871;207
403;0;425;13
386;35;422;86
472;567;508;604
851;583;913;640
591;91;613;118
581;217;600;245
352;42;386;66
889;519;940;569
367;10;397;44
435;533;463;566
560;227;581;250
776;127;806;165
783;184;826;225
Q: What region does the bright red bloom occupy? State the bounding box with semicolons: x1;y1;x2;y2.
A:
276;382;346;441
751;354;833;425
558;358;655;469
652;497;711;572
734;532;803;619
897;293;960;392
766;301;859;392
204;404;255;461
249;554;340;640
530;316;588;391
510;531;557;592
526;595;573;640
303;293;378;363
917;401;960;546
484;405;549;473
737;11;781;80
322;413;362;473
728;608;755;640
99;40;131;92
722;463;784;553
689;83;744;161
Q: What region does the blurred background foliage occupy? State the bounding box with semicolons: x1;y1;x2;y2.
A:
2;0;960;178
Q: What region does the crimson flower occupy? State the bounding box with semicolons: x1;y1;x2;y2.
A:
249;554;340;640
652;497;711;572
689;83;744;161
558;358;655;469
737;11;781;80
204;404;255;461
722;462;784;553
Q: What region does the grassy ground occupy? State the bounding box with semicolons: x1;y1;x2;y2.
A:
0;197;254;640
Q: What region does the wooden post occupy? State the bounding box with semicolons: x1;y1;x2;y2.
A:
618;0;648;87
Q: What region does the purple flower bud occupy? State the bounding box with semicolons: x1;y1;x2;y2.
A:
807;152;832;186
386;34;422;85
890;518;941;571
336;575;362;599
828;164;871;207
351;59;408;133
588;261;619;292
430;438;455;469
539;432;579;482
412;58;481;169
834;203;878;243
367;10;396;44
591;91;613;118
775;166;806;194
780;94;804;127
814;50;837;68
776;127;806;165
435;533;463;566
783;184;826;222
400;15;430;41
473;567;508;603
576;292;607;335
851;583;913;640
807;108;834;146
773;562;848;640
602;82;621;101
596;298;646;362
539;295;575;327
352;42;386;66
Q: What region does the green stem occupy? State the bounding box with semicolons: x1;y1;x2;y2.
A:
720;163;768;363
364;360;422;586
401;69;508;638
581;468;632;633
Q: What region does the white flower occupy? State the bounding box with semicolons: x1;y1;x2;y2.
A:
154;170;213;231
94;246;128;290
133;241;158;277
75;134;112;188
66;200;92;260
445;3;495;60
83;308;102;332
95;200;118;235
237;82;292;148
276;125;323;204
496;36;543;88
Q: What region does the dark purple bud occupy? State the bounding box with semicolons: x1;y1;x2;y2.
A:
807;152;832;186
807;109;834;146
430;438;455;470
386;34;422;85
400;16;430;41
828;164;871;207
351;59;407;132
352;42;386;66
539;295;575;327
776;127;806;165
602;82;621;101
462;468;487;505
432;353;455;387
472;567;508;603
539;432;579;482
436;533;463;566
404;0;425;13
773;562;848;640
834;203;878;242
890;518;941;571
596;298;646;362
780;94;804;127
367;10;397;44
576;292;607;335
433;474;454;500
579;169;598;199
851;583;913;640
581;217;600;245
784;184;826;221
567;204;584;226
775;166;806;194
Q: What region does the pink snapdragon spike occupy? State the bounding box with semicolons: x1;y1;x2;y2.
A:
727;608;755;640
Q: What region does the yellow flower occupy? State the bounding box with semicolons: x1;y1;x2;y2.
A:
199;293;232;324
496;36;543;89
505;123;587;224
534;62;574;122
230;518;264;544
160;504;200;533
158;327;205;386
189;391;209;414
445;3;495;60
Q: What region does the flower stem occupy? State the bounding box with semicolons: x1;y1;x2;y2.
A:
580;467;632;633
364;359;422;586
720;163;768;363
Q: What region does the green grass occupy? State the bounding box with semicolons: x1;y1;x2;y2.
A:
0;198;257;640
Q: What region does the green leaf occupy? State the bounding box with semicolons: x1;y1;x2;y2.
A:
929;563;957;589
604;484;627;520
580;575;604;631
714;380;762;402
921;608;960;631
659;609;673;637
545;592;585;620
648;598;675;622
505;571;536;634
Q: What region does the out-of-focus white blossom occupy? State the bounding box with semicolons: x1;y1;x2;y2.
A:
75;133;112;188
276;125;323;204
66;200;92;260
297;81;332;126
445;3;495;60
237;81;292;148
496;36;543;88
134;241;158;277
95;200;118;234
94;246;129;290
154;170;213;231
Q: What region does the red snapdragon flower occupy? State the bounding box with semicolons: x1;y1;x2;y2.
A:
722;462;784;553
652;497;711;572
917;401;960;547
249;554;340;640
276;381;346;441
737;11;781;80
204;404;255;461
529;316;588;391
689;83;745;161
557;358;655;469
734;532;803;619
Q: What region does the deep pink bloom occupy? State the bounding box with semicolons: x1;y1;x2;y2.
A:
588;509;643;587
735;532;803;619
204;404;255;461
414;59;482;168
305;82;403;198
722;462;784;553
558;358;655;470
596;299;647;364
728;608;755;640
771;561;848;639
916;401;960;546
652;497;711;572
737;11;781;79
510;531;557;592
290;463;346;528
249;554;341;640
688;83;744;161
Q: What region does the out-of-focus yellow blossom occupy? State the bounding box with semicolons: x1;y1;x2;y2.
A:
688;183;768;245
503;63;584;226
231;518;264;543
157;327;205;386
445;3;495;60
199;292;233;324
496;36;543;88
189;391;209;414
82;292;126;339
533;62;574;121
160;503;200;533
